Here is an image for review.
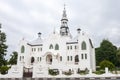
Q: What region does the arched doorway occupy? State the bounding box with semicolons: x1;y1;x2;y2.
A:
31;57;35;64
75;55;79;65
46;54;52;64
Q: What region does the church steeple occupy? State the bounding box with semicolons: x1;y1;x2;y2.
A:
61;4;68;21
60;4;70;36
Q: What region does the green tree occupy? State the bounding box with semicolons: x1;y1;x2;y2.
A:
0;24;8;66
8;51;18;65
116;48;120;67
100;60;115;71
95;39;117;66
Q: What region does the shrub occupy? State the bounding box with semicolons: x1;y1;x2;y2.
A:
100;60;115;71
63;69;73;76
77;68;89;75
64;71;72;75
48;69;59;76
0;66;10;75
93;70;105;75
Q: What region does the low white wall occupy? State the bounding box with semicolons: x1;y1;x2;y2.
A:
32;67;120;78
0;65;23;78
32;65;48;78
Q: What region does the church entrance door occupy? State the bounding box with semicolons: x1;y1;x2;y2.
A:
31;57;35;64
46;54;52;64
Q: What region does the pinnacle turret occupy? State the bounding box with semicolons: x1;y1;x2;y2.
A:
60;4;70;36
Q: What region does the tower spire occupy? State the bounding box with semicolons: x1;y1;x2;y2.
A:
64;4;66;9
61;4;68;21
60;4;70;36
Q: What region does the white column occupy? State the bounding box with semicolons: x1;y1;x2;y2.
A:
105;67;108;74
89;69;92;74
59;69;62;75
74;68;77;75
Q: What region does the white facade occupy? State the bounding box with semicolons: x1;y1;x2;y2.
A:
17;7;96;73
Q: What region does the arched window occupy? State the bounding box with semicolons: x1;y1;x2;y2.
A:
31;57;35;63
21;45;25;53
60;56;62;61
75;55;79;62
49;44;53;49
55;44;59;50
75;55;79;65
71;56;72;61
40;57;42;61
67;56;69;61
37;57;39;61
81;41;87;50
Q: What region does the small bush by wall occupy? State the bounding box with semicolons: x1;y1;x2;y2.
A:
93;70;105;75
100;60;115;71
77;68;89;75
48;69;59;76
0;65;11;75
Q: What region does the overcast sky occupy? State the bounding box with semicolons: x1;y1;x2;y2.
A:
0;0;120;59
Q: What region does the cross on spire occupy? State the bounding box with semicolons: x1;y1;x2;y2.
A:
64;4;66;10
62;3;67;19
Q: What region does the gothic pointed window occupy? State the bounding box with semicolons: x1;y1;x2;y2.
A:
49;44;53;49
81;41;87;50
21;45;25;53
55;44;59;50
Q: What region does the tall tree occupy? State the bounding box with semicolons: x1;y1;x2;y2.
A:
95;39;117;66
0;24;8;66
116;48;120;67
8;51;18;65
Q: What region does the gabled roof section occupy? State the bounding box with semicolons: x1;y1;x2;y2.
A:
29;37;43;46
89;39;94;48
66;35;78;44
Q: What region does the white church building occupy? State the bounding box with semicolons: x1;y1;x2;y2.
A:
17;6;96;75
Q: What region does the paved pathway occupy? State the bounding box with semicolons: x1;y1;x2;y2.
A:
1;77;120;80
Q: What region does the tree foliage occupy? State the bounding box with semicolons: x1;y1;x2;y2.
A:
100;60;115;71
8;51;18;65
0;65;10;74
95;39;117;66
116;48;120;66
0;24;8;66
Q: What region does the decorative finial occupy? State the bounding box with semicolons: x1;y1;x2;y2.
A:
53;27;56;34
38;32;41;38
77;28;81;34
64;3;66;10
82;32;85;35
22;37;25;40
